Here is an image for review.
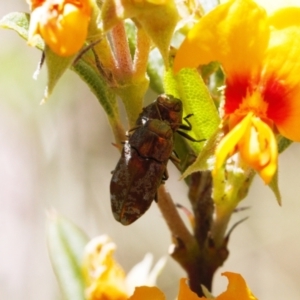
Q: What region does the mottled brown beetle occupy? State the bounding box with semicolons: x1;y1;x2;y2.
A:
110;119;175;225
110;94;200;225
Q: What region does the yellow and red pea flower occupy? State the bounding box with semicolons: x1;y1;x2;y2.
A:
82;235;167;300
174;0;300;184
27;0;92;56
82;236;256;300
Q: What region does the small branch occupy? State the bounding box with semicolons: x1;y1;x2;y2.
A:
210;206;233;247
157;185;194;246
133;27;151;80
110;21;133;80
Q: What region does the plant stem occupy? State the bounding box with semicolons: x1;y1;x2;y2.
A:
110;21;133;81
160;170;230;296
133;27;151;80
157;185;194;246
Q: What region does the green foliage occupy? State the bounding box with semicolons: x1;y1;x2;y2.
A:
43;46;76;102
164;68;220;154
0;12;43;49
47;212;88;300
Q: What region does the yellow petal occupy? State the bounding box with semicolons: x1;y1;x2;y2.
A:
263;26;300;141
83;236;128;300
256;0;300;14
217;272;257;300
28;0;91;56
269;7;300;28
238;117;277;184
214;113;253;175
128;286;166;300
174;0;269;77
177;278;206;300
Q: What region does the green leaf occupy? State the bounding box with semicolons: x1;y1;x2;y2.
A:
265;135;291;205
43;46;76;102
181;128;223;178
73;50;116;118
47;211;89;300
278;135;292;153
0;12;44;49
0;12;73;102
164;68;220;154
268;168;282;205
72;49;126;144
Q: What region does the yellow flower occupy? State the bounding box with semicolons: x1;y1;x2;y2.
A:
27;0;91;56
174;0;300;184
82;235;166;300
83;238;256;299
178;272;257;300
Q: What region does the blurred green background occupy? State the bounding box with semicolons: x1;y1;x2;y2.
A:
1;1;300;299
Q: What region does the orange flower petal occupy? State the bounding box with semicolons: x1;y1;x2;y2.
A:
174;0;269;77
128;286;166;300
262;26;300;141
238;117;278;184
177;278;206;300
214;113;253;176
82;236;128;300
269;7;300;28
217;272;257;300
28;0;91;56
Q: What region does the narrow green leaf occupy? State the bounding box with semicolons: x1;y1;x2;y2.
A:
278;135;292;153
73;53;117;119
43;46;76;102
73;51;126;144
47;212;89;300
0;12;43;49
0;12;73;102
268;169;282;205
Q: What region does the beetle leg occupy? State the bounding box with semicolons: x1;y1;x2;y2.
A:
111;142;123;151
177;114;205;142
169;154;181;169
162;167;169;181
128;125;142;133
179;113;194;131
176;130;206;142
154;101;163;120
173;150;179;159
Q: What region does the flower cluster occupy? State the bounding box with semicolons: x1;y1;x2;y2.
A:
174;0;300;184
27;0;92;56
83;236;257;300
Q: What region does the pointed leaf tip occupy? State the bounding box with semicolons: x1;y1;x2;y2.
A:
47;214;89;300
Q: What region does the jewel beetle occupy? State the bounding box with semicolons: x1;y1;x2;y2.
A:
110;118;175;225
110;94;200;225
